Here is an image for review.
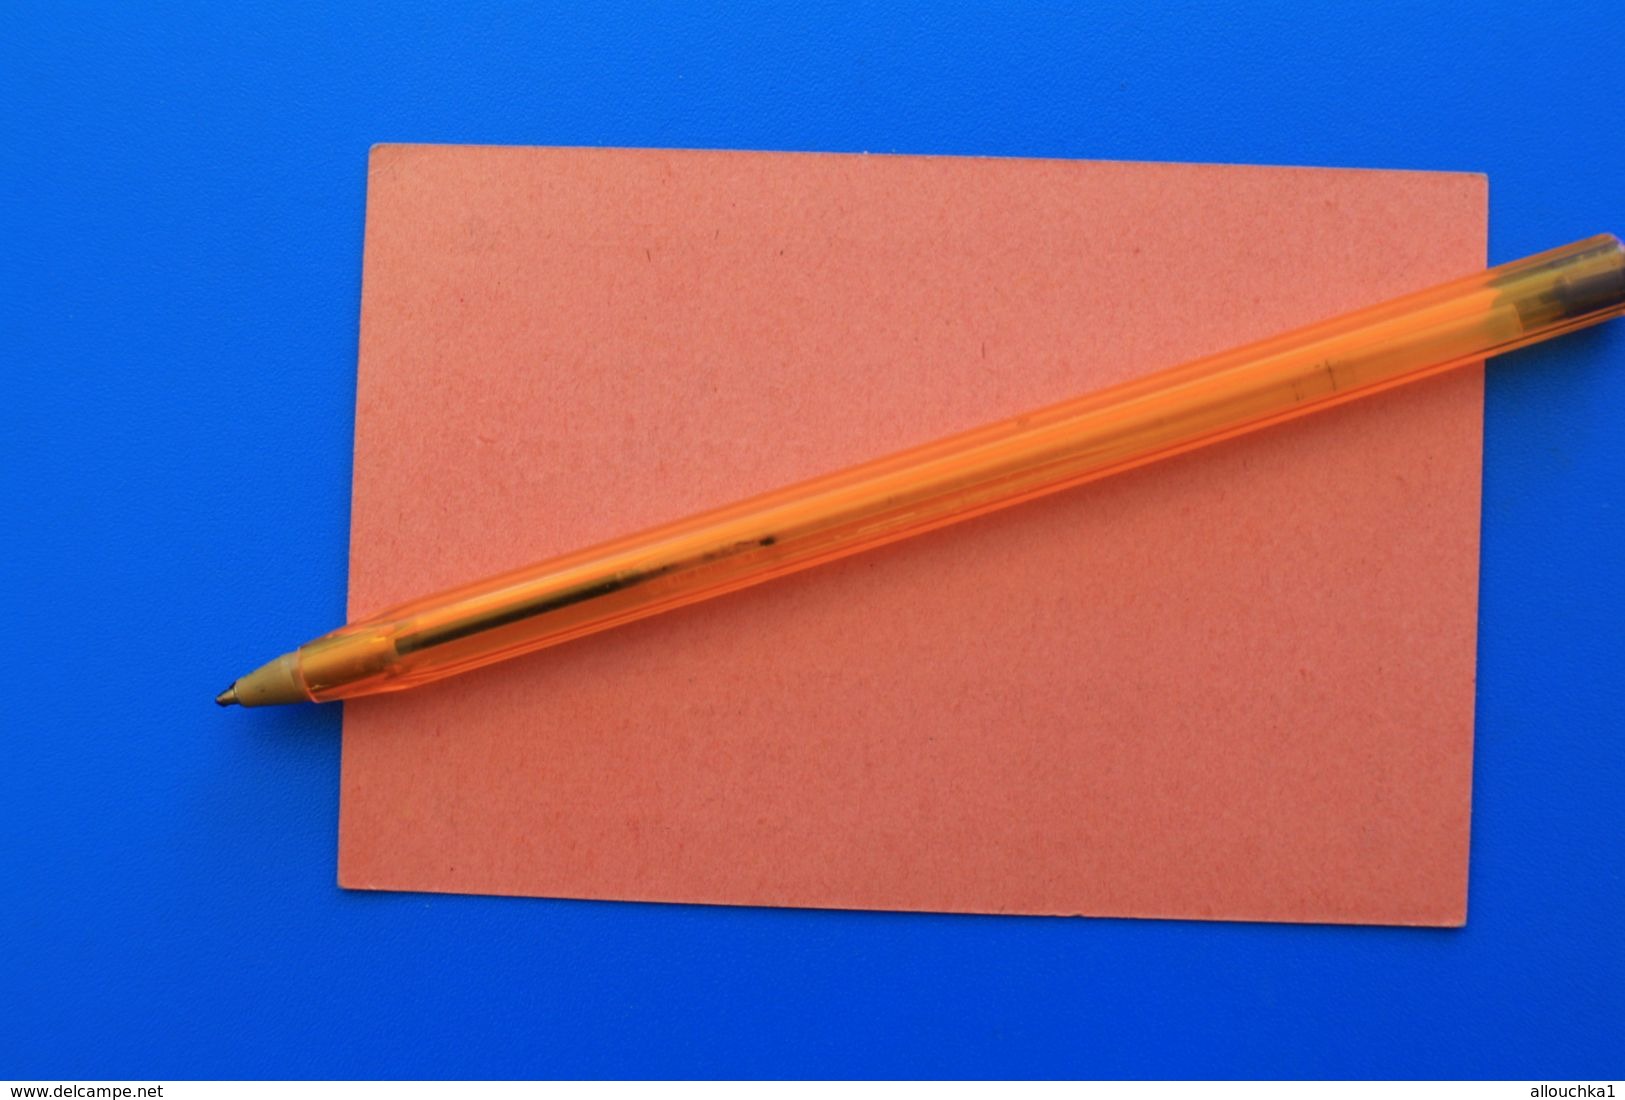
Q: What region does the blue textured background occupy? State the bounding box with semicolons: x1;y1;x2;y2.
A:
4;0;1621;1080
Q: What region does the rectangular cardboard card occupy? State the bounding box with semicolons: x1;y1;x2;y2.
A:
340;147;1484;924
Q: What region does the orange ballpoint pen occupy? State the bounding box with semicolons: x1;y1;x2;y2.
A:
219;234;1625;706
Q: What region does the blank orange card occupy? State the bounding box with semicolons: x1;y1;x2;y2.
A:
339;146;1485;925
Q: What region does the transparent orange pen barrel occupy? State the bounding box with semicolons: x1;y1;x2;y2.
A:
227;235;1625;705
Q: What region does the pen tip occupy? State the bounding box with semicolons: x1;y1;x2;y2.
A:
215;685;239;707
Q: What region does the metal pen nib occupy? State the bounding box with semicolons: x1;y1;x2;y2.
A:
214;653;309;707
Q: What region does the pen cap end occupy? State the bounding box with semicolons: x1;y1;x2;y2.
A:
1553;235;1625;317
1503;234;1625;329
